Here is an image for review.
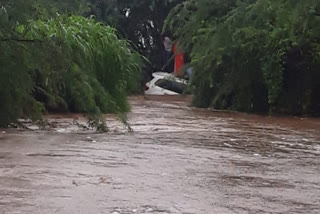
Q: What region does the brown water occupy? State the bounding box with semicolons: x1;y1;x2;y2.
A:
0;96;320;214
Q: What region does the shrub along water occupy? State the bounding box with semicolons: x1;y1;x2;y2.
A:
164;0;320;116
0;12;141;127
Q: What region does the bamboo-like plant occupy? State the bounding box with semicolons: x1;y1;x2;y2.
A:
0;12;142;126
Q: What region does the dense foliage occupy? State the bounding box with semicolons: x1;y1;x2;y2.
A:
165;0;320;116
79;0;183;69
39;0;182;68
2;0;319;127
0;2;141;127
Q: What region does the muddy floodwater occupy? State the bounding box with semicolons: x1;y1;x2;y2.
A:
1;96;320;214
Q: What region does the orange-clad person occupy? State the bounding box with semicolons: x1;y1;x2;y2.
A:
172;43;185;77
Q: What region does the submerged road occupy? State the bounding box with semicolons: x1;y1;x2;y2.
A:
0;96;320;214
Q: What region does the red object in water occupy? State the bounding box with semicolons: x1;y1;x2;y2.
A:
173;43;185;75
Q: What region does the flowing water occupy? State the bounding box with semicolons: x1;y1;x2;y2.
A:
0;96;320;214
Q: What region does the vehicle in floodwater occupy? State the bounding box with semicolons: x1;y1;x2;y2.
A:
145;72;188;95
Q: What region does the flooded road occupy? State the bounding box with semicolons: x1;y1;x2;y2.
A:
1;96;320;214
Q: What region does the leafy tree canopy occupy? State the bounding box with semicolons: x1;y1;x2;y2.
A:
165;0;320;115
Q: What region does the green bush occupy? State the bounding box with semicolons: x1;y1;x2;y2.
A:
0;13;141;127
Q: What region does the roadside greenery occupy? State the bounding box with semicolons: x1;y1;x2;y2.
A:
0;3;141;127
165;0;320;115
